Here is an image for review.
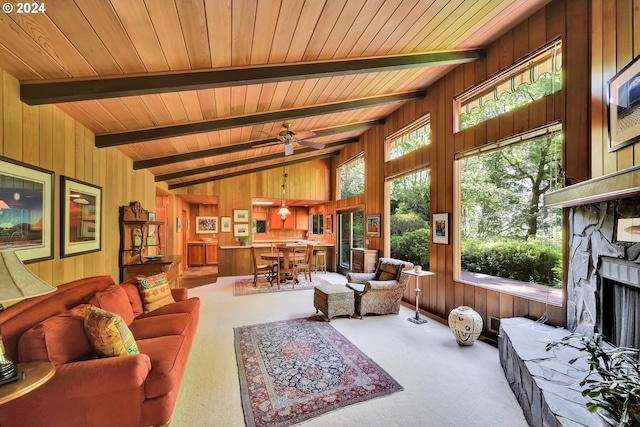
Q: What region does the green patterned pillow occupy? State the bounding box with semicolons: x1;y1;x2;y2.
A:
83;306;139;357
138;272;175;313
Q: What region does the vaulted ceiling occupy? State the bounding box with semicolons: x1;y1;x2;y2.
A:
0;0;549;191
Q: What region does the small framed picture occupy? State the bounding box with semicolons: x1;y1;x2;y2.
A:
233;209;249;222
176;217;182;233
366;214;381;237
608;54;640;151
60;176;102;258
432;212;450;245
195;216;218;234
221;216;232;232
325;214;333;233
234;223;249;237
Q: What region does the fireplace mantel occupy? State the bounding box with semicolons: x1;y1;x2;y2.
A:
544;165;640;208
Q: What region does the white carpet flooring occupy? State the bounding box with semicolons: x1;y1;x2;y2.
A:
171;273;528;427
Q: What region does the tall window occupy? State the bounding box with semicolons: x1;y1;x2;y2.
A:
388;169;430;268
337;154;364;200
387;115;431;160
454;40;562;131
457;124;563;297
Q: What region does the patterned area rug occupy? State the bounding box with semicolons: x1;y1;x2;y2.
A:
234;317;403;427
233;275;332;296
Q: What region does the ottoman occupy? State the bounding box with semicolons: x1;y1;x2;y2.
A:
314;284;355;321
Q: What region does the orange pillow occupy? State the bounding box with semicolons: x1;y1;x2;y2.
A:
88;285;135;325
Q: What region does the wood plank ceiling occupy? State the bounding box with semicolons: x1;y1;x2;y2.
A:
0;0;549;192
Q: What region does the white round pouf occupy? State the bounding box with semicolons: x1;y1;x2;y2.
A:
448;306;483;346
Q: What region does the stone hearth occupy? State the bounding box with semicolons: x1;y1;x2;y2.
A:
499;317;600;427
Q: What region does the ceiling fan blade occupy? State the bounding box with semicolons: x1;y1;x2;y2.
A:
294;130;316;139
284;144;294;156
298;140;326;150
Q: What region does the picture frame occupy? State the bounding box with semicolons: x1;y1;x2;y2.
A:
366;214;381;237
234;223;250;237
432;212;450;245
221;216;232;232
607;53;640;151
148;212;156;221
60;176;102;258
233;209;249;222
195;216;218;234
325;214;333;233
0;156;54;263
176;217;182;233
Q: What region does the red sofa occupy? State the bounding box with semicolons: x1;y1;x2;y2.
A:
0;275;200;427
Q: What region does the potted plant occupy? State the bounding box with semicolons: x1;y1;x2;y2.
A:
546;333;640;427
239;236;250;246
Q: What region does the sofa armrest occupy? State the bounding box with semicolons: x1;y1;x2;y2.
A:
171;288;189;301
55;354;152;397
365;280;402;290
346;272;376;284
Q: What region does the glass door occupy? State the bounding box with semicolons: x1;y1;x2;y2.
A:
337;209;364;274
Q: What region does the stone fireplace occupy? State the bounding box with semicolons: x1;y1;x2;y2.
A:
567;197;640;345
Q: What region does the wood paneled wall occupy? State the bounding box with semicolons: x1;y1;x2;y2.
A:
591;0;640;176
0;69;156;287
331;0;590;338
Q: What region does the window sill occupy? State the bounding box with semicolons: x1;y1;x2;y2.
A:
457;271;563;306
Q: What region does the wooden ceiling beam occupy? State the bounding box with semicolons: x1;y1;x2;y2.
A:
21;50;483;105
95;92;423;147
134;120;383;170
168;153;338;189
154;138;359;182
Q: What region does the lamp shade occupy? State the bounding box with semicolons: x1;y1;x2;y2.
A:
277;207;291;217
0;251;56;305
0;200;9;210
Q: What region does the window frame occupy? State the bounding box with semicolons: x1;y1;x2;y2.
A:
385;114;431;161
336;153;365;200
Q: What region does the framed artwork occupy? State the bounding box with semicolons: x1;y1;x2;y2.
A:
234;223;250;237
325;214;333;233
221;216;232;232
608;54;640;151
366;214;381;237
233;209;249;222
148;212;156;221
195;216;218;234
432;212;450;245
60;176;102;258
176;217;182;233
0;156;54;263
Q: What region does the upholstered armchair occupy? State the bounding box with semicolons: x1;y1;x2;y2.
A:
346;257;414;317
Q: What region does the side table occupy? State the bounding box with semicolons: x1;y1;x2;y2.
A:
0;362;55;405
405;269;435;324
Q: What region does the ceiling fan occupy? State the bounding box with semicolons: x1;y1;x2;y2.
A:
260;122;325;156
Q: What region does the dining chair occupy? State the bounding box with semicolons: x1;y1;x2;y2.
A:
276;246;299;287
251;246;276;286
296;244;314;281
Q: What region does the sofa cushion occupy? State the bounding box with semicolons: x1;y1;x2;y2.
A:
84;307;140;357
376;261;401;281
138;273;175;313
136;335;187;399
18;304;93;366
119;278;145;317
88;285;135;325
129;313;192;340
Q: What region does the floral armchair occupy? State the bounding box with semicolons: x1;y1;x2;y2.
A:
346;257;414;318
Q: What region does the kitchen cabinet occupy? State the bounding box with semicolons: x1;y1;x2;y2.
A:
187;242;218;266
295;207;308;231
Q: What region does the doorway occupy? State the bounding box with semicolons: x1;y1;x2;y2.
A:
336;208;364;275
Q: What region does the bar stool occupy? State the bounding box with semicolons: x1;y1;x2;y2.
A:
313;249;326;273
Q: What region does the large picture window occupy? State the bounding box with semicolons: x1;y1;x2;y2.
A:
388;169;430;269
337;154;364;200
454;40;562;132
456;124;563;301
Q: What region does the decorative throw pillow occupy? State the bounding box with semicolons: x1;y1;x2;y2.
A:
138;273;175;313
83;306;140;357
